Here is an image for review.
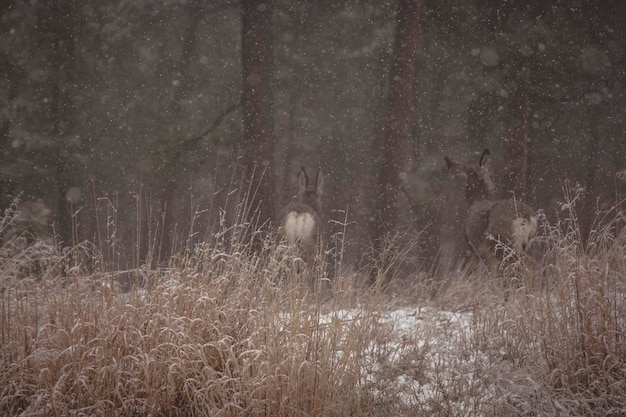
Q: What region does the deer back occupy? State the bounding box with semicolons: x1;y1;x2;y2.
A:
280;167;323;251
445;149;537;272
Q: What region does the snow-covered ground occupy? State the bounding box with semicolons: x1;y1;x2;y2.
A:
328;307;485;413
379;307;495;414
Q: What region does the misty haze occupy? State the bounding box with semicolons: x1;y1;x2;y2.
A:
2;1;625;416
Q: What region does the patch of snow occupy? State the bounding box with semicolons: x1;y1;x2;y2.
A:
328;306;485;413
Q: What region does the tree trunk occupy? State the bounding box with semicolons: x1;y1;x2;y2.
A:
0;53;21;210
156;2;203;262
40;0;77;247
241;0;276;224
370;0;422;244
503;91;531;201
170;3;203;121
581;107;600;244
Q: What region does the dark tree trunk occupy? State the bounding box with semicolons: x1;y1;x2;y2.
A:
277;91;298;209
155;3;203;262
370;0;422;244
39;0;78;247
170;3;203;121
158;178;177;263
503;91;531;201
581;107;600;244
241;0;276;224
0;54;21;210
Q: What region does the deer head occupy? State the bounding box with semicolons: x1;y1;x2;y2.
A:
444;148;496;205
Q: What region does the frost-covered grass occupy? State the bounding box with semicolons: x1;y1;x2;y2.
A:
1;199;625;416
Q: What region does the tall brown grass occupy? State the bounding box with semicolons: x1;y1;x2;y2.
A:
1;192;625;416
1;196;389;416
465;197;626;416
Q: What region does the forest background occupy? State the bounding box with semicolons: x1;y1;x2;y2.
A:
2;0;625;275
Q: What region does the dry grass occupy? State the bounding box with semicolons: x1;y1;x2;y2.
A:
1;194;625;416
1;200;388;416
475;201;626;416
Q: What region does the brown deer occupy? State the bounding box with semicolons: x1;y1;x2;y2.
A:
444;149;537;275
279;167;324;288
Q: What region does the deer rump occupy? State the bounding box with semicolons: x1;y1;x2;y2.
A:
282;202;320;245
466;199;537;264
278;166;323;282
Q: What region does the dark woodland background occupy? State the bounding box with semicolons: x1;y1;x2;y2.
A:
1;0;625;274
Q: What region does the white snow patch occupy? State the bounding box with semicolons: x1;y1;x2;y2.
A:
321;306;485;413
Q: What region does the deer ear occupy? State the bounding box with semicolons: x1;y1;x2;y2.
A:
444;156;468;178
298;167;308;192
314;169;324;194
479;149;491;168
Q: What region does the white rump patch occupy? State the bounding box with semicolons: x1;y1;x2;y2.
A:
284;211;316;244
511;215;538;253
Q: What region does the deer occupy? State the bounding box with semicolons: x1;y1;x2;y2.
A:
444;149;537;276
279;167;324;289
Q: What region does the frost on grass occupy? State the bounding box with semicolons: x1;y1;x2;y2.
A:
2;192;625;416
359;307;492;415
